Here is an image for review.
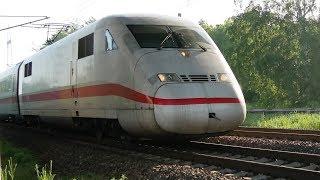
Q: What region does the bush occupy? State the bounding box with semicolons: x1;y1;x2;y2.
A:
35;161;56;180
1;157;17;180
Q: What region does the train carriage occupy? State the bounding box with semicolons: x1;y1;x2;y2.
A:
0;64;20;120
0;15;246;138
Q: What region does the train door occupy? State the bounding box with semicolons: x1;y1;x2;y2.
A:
70;41;79;117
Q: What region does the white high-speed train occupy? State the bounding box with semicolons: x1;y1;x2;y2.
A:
0;15;246;139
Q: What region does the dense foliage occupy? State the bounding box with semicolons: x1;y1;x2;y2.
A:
202;0;320;108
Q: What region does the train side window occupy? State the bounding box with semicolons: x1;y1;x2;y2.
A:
24;62;32;77
105;29;117;51
78;33;94;59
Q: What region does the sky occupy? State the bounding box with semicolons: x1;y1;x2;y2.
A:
0;0;238;72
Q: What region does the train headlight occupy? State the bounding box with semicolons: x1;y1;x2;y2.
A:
218;73;231;83
157;73;181;82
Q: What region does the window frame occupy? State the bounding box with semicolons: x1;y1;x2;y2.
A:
127;24;212;49
24;62;32;77
105;29;118;51
78;33;94;59
127;25;174;48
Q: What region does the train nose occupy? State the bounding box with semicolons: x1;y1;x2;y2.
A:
153;83;246;134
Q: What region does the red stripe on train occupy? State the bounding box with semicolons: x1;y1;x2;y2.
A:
0;97;17;104
2;84;240;105
153;97;240;105
22;89;72;102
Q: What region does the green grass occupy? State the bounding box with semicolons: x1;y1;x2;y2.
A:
243;113;320;130
0;139;127;180
0;139;37;180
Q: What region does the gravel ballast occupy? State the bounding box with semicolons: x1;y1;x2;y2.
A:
0;125;246;180
205;135;320;154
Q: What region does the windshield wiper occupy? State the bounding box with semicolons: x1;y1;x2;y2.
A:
174;32;207;52
196;42;207;52
158;32;173;50
158;31;207;52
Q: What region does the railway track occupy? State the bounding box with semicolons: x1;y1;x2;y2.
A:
230;127;320;142
139;141;320;180
1;122;320;179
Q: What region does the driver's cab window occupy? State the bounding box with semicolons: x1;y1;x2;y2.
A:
105;29;117;51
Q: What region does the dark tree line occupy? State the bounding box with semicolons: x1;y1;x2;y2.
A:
202;0;320;108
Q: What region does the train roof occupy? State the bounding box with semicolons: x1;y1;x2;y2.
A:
96;14;199;28
68;14;199;39
14;14;200;66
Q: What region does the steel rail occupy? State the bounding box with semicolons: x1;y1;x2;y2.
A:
188;141;320;165
238;127;320;135
230;127;320;142
1;122;320;179
143;140;320;165
109;141;320;180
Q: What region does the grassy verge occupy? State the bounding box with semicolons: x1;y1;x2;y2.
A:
243;113;320;130
0;139;36;180
0;139;126;180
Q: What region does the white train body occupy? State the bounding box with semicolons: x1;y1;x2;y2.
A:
0;15;246;137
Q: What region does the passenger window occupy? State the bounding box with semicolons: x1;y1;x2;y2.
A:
78;33;94;59
105;29;117;51
24;62;32;77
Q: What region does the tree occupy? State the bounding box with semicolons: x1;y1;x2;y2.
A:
203;0;320;108
42;17;96;48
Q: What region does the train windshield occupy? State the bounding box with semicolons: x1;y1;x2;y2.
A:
127;25;212;49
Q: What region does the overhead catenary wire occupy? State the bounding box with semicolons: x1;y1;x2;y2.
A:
0;15;48;18
20;22;71;30
30;23;71;26
0;16;49;32
21;25;64;30
0;15;64;63
0;14;78;61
